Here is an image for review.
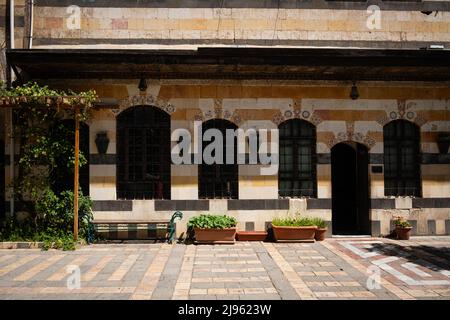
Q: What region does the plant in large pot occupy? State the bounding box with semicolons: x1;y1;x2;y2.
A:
394;217;412;240
312;218;327;241
271;217;317;242
188;214;237;244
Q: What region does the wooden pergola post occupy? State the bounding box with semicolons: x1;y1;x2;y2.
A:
73;106;80;241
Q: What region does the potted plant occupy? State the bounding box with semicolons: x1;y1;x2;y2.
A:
437;132;450;154
394;217;412;240
188;214;237;244
271;217;317;242
236;230;268;241
312;218;327;241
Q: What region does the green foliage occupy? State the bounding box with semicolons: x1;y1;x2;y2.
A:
272;217;317;227
0;189;92;251
0;81;97;110
394;217;411;228
42;234;77;251
0;82;97;250
188;214;237;229
311;217;327;229
35;188;93;239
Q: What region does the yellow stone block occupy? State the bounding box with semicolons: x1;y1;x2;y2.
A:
416;22;433;33
281;19;306;30
235;19;270;30
327;20;347;31
172;176;198;186
218;19;235;30
303;20;328;31
128;19;144;30
144;19;178;30
179;19;209;30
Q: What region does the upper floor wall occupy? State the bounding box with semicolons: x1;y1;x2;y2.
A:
29;0;450;49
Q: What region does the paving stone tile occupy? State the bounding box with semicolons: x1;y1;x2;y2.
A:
1;238;450;300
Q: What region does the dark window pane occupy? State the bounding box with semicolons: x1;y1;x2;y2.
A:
199;119;239;199
117;106;171;200
278;119;317;198
383;120;421;197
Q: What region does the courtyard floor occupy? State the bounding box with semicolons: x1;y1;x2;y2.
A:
0;236;449;300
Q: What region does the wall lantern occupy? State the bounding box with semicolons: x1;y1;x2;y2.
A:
138;77;148;92
95;131;110;155
350;82;359;100
436;132;450;154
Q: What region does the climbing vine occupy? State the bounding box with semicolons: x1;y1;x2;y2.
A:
0;82;98;249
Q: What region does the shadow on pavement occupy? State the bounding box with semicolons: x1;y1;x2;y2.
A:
365;242;450;272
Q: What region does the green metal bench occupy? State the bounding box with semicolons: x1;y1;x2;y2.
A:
168;211;183;243
91;211;183;243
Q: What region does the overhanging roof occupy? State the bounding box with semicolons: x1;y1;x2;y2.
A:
6;47;450;82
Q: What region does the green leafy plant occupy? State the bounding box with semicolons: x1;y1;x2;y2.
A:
0;82;97;250
394;217;411;228
311;217;327;229
271;217;317;227
188;214;237;229
0;189;92;251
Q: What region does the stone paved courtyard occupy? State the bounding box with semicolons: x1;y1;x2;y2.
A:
0;236;449;300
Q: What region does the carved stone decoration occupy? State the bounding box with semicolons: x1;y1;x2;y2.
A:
330;129;377;150
363;132;377;148
289;98;301;111
284;110;293;118
376;112;390;126
204;109;214;119
414;111;428;127
272;111;285;125
191;104;242;126
309;111;323;126
230;110;243;125
194;111;204;122
382;100;427;127
271;107;320;126
223;109;232;120
397;99;406;118
326;136;338;149
346;121;355;140
112;94;176;116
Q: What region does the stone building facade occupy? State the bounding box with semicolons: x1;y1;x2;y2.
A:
1;0;450;238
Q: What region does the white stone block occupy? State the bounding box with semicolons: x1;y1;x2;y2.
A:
395;197;412;209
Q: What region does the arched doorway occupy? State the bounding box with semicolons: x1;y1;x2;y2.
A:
331;142;370;235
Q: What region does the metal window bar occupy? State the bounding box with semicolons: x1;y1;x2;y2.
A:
278;119;317;198
199;119;239;199
117;106;171;200
384;120;421;197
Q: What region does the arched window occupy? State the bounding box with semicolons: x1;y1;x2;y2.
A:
117;106;171;200
384;120;421;197
51;119;90;196
199;119;238;199
278;119;317;198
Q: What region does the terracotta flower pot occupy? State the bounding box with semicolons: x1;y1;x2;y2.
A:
396;227;412;240
236;231;268;241
272;225;317;242
314;228;327;241
194;228;236;244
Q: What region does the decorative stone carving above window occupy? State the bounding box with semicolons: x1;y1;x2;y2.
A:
110;94;176;116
